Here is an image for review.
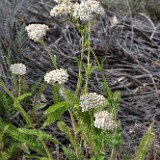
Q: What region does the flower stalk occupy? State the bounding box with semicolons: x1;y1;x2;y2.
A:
84;22;91;94
91;48;113;98
40;39;58;69
74;29;85;98
18;75;22;96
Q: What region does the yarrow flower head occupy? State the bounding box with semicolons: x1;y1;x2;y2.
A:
44;68;69;84
80;92;106;112
94;111;117;130
25;24;49;42
10;63;26;75
73;0;105;21
50;1;74;17
50;0;105;22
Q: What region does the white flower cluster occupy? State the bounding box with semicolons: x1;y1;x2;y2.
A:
50;1;73;17
44;68;69;84
94;111;117;130
50;0;105;22
80;92;106;112
10;63;26;75
73;0;105;21
25;24;49;42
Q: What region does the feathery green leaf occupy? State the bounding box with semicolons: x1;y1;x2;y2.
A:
43;101;69;127
136;122;155;160
63;147;80;160
16;92;32;101
0;120;46;156
58;121;78;151
18;128;61;145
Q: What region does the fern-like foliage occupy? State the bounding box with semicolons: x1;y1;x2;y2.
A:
0;122;28;160
135;121;155;160
18;128;61;145
110;91;121;112
57;121;81;155
0;120;47;157
13;92;32;111
43;101;69;128
16;92;32;102
13;93;33;123
0;90;15;119
0;142;23;160
65;89;79;104
63;147;80;160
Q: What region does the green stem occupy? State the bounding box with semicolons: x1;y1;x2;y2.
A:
84;22;91;94
91;48;112;99
59;85;84;158
0;79;52;160
68;110;78;152
59;86;77;142
101;130;106;156
40;39;57;69
90;49;119;159
74;30;85;98
18;75;22;96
